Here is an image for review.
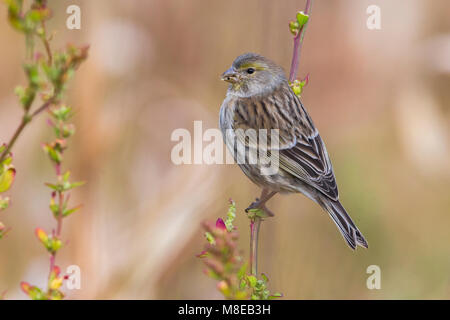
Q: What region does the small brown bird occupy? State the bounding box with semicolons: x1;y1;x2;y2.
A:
219;53;368;249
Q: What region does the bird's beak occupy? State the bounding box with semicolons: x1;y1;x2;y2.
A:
221;67;238;83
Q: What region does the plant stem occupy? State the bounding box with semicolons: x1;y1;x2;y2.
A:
249;218;261;276
0;115;29;163
289;0;313;83
40;21;52;65
47;130;64;286
56;190;64;236
48;191;63;278
0;99;54;164
30;99;54;118
49;254;55;274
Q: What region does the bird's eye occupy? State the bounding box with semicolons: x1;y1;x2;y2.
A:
246;68;255;74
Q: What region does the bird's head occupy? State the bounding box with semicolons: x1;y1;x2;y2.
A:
221;53;287;97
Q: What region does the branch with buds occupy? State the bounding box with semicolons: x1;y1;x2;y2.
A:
289;0;312;96
1;0;88;300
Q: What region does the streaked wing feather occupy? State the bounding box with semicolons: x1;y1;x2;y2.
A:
278;91;339;200
279;131;339;200
230;86;339;200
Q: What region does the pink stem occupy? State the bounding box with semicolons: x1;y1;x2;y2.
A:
49;255;55;274
249;219;261;276
289;0;313;83
48;160;64;284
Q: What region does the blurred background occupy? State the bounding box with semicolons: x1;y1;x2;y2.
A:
0;0;449;299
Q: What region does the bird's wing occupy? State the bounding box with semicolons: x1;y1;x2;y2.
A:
278;128;339;200
230;87;339;200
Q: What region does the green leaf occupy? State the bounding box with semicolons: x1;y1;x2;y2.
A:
62;171;70;182
63;204;82;217
261;273;269;283
1;155;12;166
42;144;62;164
296;11;309;27
63;181;85;191
45;182;61;191
247;275;257;288
237;262;248;280
24;63;41;88
268;292;283;300
6;0;25;32
0;167;16;193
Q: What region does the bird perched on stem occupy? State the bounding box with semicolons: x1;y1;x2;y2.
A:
219;53;368;249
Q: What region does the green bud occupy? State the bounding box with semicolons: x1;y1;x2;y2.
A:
289;21;299;35
296;11;309;27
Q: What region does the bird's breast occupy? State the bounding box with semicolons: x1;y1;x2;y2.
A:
219;95;238;133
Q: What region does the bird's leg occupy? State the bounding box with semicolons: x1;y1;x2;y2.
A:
245;188;277;216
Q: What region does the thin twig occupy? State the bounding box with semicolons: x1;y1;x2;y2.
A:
49;255;55;274
47;191;63;281
46;123;65;294
56;190;64;236
0;99;54;163
289;0;313;83
249;219;261;276
40;21;52;65
30;99;54;118
47;118;64;287
0;116;29;163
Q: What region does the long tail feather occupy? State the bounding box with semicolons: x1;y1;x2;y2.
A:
317;196;368;250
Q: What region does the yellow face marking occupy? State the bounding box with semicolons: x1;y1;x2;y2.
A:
238;62;266;71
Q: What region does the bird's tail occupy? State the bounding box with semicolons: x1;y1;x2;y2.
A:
317;196;368;250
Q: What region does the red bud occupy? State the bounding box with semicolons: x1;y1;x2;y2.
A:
216;218;226;231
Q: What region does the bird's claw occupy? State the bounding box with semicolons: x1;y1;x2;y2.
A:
245;199;275;217
245;198;260;213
